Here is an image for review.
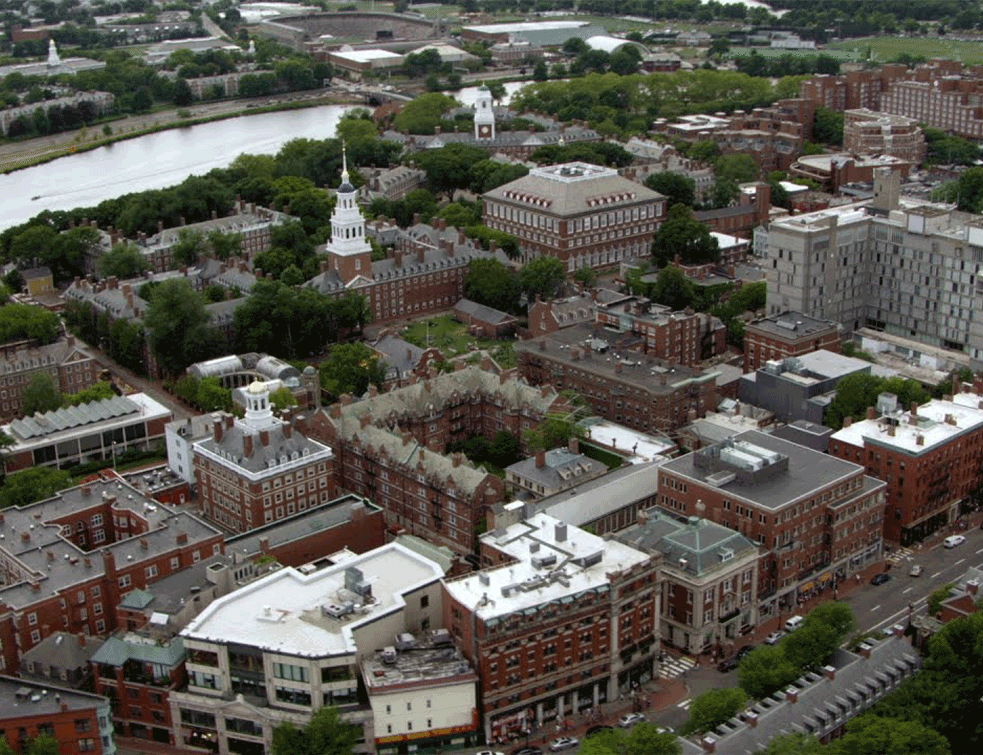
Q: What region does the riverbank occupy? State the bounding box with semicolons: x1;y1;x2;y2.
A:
0;90;363;175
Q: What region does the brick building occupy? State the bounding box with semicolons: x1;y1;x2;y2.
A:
877;61;983;140
191;380;336;534
515;324;718;434
655;431;886;621
828;392;983;545
0;478;223;674
593;295;727;367
0;677;115;755
482;162;667;271
694;182;771;239
442;512;658;741
799;67;908;112
0;336;97;422
842;109;926;164
91;634;185;744
616;509;759;654
309;366;566;553
743;311;841;372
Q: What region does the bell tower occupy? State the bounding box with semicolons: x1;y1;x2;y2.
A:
474;85;496;141
325;144;372;284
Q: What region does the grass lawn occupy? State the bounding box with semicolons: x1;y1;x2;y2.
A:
727;45;861;61
825;36;983;64
401;315;513;361
581;441;625;470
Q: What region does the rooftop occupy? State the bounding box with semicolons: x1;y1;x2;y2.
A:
444;513;649;619
20;632;103;674
746;312;839;340
579;418;676;463
332;49;402;63
831;393;983;455
463;20;588;33
361;633;476;693
5;393;171;445
90;633;185;669
506;447;602;490
181;543;445;657
0;675;109;718
660;430;867;511
533;461;664;527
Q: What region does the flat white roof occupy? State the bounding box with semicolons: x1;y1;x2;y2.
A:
710;231;750;250
465;21;588;33
332;49;403;63
181;543;444;657
582;420;675;464
444;513;648;620
831;394;983;454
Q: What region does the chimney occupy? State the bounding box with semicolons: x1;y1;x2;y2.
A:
259;430;270;446
359;414;371;429
823;664;836;681
452;454;462;467
866;406;876;420
81;484;91;498
911;401;918;416
157;220;164;233
702;737;716;754
259;536;269;554
967;579;979;596
536;450;545;468
785;687;798;703
843;416;852;428
140;538;148;550
224;414;234;430
77;633;86;648
295;415;307;436
213;419;223;443
637;508;649;526
243;433;253;458
555;522;567;542
746;712;758;728
282;422;292;439
858;642;871;659
176;532;188;545
568;436;579;454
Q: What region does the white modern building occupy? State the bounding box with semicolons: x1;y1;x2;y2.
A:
171;542;447;755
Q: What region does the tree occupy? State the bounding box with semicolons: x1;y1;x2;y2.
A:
0;467;73;508
489;430;521;469
319;343;386;399
756;733;823;755
651;204;720;267
927;583;955;615
196;377;232;412
578;723;679;755
271;706;358;755
131;86;153;113
0;304;60;344
651;266;695;311
519;256;566;303
644;172;696;207
825;374;930;430
463;259;520;314
574;266;598;290
144;279;225;376
24;736;60;755
715;153;759;186
392;92;458;135
831;715;950;755
813;107;844;146
533;59;549;81
96;242;150;279
416;143;489;200
782;620;840;672
524;416;585;452
171;229;206;266
270;386;299;411
173;78;193;106
737;644;799;700
63;381;116;407
805;601;855;640
682;688;747;735
22;373;62;416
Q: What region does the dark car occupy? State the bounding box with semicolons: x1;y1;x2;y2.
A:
717;655;740;672
871;573;891;586
736;645;755;660
511;748;542;755
586;726;614;737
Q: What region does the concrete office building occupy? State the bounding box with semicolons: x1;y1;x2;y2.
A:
655;431;886;620
765;168;983;367
171;542;446;755
443;513;658;742
738;350;885;425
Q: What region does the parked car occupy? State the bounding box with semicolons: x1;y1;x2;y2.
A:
478;751;504;755
585;726;613;737
618;713;647;728
944;535;966;548
909;564;924;577
511;748;542;755
784;615;805;632
736;645;755;660
549;738;579;752
717;655;740;672
656;727;675;735
764;630;785;645
871;573;891;585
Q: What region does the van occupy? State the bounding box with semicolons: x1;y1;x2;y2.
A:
785;615;805;632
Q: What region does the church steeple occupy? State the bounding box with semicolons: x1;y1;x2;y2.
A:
324;141;372;284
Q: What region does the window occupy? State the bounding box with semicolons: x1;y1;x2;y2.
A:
78;739;95;752
171;557;180;570
145;565;158;579
273;663;309;683
118;575;131;588
75;719;92;733
420;595;429;609
27;613;37;626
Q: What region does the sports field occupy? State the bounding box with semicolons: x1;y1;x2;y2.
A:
825;35;983;64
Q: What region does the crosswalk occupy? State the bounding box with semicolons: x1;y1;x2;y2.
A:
659;655;696;680
676;698;692;710
886;546;915;565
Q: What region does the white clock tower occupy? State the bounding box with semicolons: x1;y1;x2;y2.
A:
325;145;372;284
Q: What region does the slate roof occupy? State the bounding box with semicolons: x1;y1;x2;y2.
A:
21;632;103;672
196;422;330;475
454;298;516;326
90;635;185;668
370;334;426;380
616;511;757;577
506;448;602;489
0;337;90;378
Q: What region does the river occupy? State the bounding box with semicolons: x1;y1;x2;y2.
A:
0;81;530;231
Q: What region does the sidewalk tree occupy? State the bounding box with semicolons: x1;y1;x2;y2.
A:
830;715;949;755
927;583;955;615
272;706;358;755
579;725;679;755
806;601;855;639
681;687;747;735
757;733;823;755
96;242;151;279
737;644;798;700
782;620;840;672
22;372;62;416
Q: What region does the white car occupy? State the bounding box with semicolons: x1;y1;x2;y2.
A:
944;535;966;548
618;713;646;728
909;564;924;577
764;630;786;645
548;738;579;752
477;751;504;755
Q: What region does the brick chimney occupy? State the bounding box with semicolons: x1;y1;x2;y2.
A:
536;451;545;468
282;422;292;439
77;633;87;648
866;406;876;420
701;736;717;753
568;436;579;454
746;712;758;728
823;664;836;680
911;401;918;416
242;433;253;457
213;419;223;442
140;538;148;550
259;430;270;446
785;687;798;703
843;416;852;428
259;536;269;554
176;532;188;545
967;579;979;597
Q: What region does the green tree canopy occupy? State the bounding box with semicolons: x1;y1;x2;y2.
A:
463;258;520;314
652;204;720;267
644;171;696;207
62;381;116;407
756;733;823;755
682;687;747;735
144;278;226;376
319;343;386;400
392;92;458;135
831;715;950;755
651;266;696;311
574;266;598;289
0;304;60;345
813;107;845;146
519;256;566;303
22;372;62;416
416;143;489;200
0;467;73;509
271;706;359;755
270;386;299;411
523;416;585;452
96;242;151;279
737;643;801;701
825;374;931;430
